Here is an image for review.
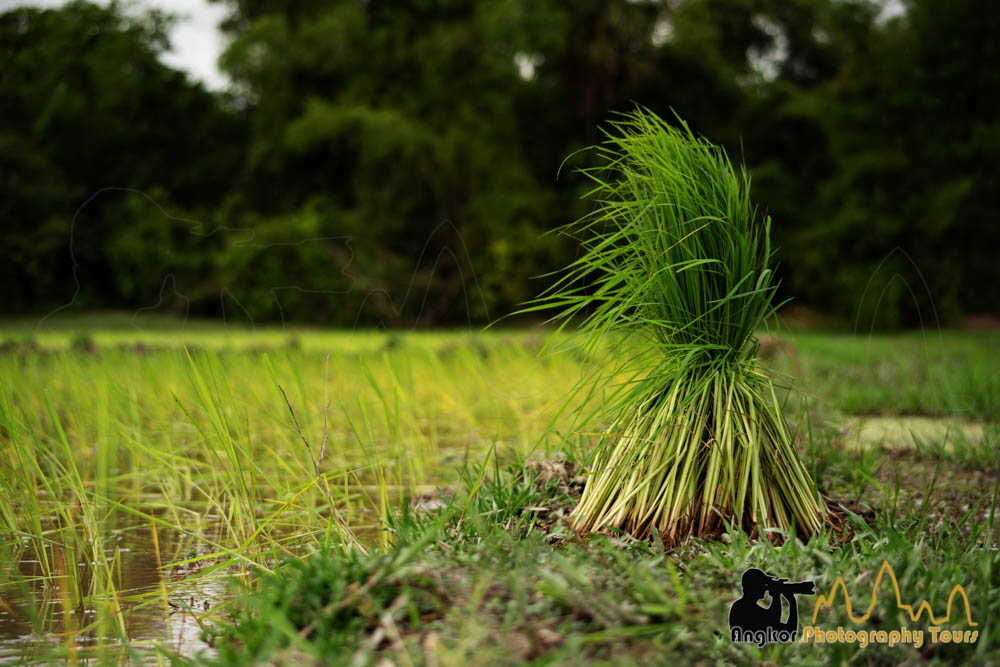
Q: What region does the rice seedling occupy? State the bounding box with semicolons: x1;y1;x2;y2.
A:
525;108;825;541
0;332;585;659
1;322;996;661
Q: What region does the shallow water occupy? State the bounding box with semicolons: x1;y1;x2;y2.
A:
0;518;232;664
0;500;388;664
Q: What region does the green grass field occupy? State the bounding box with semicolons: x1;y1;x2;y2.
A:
0;318;997;664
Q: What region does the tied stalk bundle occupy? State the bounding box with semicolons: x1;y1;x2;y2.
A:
530;109;825;542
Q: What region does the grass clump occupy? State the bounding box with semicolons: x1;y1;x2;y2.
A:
206;530;445;663
530;109;824;540
202;452;1000;666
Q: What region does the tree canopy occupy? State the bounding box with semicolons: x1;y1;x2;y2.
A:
1;0;996;327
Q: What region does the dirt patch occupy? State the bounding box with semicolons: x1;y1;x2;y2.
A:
524;457;586;495
965;314;1000;330
824;499;878;543
409;487;455;512
757;334;798;361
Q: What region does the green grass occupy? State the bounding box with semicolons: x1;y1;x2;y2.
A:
776;330;1000;421
202;448;1000;666
0;319;998;663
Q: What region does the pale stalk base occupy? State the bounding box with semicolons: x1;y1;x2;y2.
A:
571;369;824;541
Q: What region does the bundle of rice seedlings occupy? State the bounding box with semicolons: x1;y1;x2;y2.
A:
527;109;824;542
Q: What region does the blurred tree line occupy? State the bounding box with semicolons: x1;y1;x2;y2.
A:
1;0;996;328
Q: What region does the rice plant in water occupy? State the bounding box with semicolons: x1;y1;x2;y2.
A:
530;109;825;541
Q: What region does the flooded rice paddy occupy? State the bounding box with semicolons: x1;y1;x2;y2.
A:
1;327;997;662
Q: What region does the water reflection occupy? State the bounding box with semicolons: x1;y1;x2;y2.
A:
0;517;230;663
2;482;392;663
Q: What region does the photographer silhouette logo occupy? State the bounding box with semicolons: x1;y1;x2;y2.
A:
729;568;816;646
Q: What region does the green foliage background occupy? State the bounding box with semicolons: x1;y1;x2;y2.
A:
1;0;996;327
